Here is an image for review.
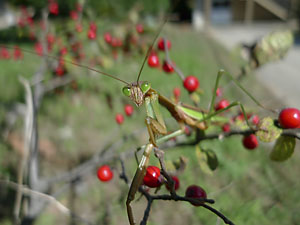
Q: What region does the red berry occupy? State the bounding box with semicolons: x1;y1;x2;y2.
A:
136;24;144;34
34;42;43;56
88;29;96;40
143;166;161;188
60;47;68;56
104;32;112;44
278;108;300;129
215;99;230;111
110;37;123;48
222;123;230;132
157;38;171;51
47;34;55;45
173;87;181;99
0;47;10;59
183;76;199;92
97;165;113;182
185;185;207;206
70;10;78;20
55;65;65;76
75;23;83;32
13;46;23;60
76;3;83;12
162;60;174;73
115;113;124;125
251;115;260;125
165;176;180;191
49;1;59;15
124;104;134;116
89;22;97;31
242;134;258;150
216;87;222;97
184;126;192;136
147;53;160;68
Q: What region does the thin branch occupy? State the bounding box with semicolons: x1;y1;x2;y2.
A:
2;179;70;215
163;37;186;80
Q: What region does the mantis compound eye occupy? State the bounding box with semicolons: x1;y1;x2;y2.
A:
141;82;151;93
122;86;131;97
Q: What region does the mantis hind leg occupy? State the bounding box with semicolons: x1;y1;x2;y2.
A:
205;69;276;128
210;69;275;114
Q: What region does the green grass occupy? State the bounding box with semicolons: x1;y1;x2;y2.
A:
0;24;299;225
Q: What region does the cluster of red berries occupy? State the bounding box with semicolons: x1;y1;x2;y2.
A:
148;38;200;93
115;104;135;125
0;46;23;60
103;32;123;48
87;22;97;40
142;166;207;206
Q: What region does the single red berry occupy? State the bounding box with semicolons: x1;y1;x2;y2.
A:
148;53;160;68
76;3;83;12
55;65;65;76
278;108;300;129
143;166;161;188
184;126;192;136
88;29;96;40
97;165;113;182
47;34;55;45
243;134;258;150
13;46;23;60
183;76;199;92
165;176;180;191
34;42;43;56
216;87;222;97
222;123;230;132
89;22;97;31
115;113;124;125
215;99;230;111
157;38;171;51
173;87;181;99
104;32;112;44
185;185;207;206
70;10;78;20
0;47;10;59
251;115;260;125
162;60;174;73
124;104;134;116
136;24;144;34
49;1;59;15
75;23;83;33
60;47;68;56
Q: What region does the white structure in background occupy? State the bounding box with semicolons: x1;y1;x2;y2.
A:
192;0;205;30
0;2;16;29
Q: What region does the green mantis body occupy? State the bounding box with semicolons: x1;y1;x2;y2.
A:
122;69;259;225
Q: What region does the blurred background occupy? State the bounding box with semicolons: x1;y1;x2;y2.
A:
0;0;299;225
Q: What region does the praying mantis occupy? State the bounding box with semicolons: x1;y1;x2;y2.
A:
2;22;293;225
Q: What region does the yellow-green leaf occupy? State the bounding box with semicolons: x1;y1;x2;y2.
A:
256;117;282;142
195;146;218;174
270;135;295;162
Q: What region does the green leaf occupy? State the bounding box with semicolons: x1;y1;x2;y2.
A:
270;135;295;162
206;149;219;171
256;117;282;142
195;146;218;174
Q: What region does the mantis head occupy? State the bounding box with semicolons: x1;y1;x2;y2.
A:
122;81;151;107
